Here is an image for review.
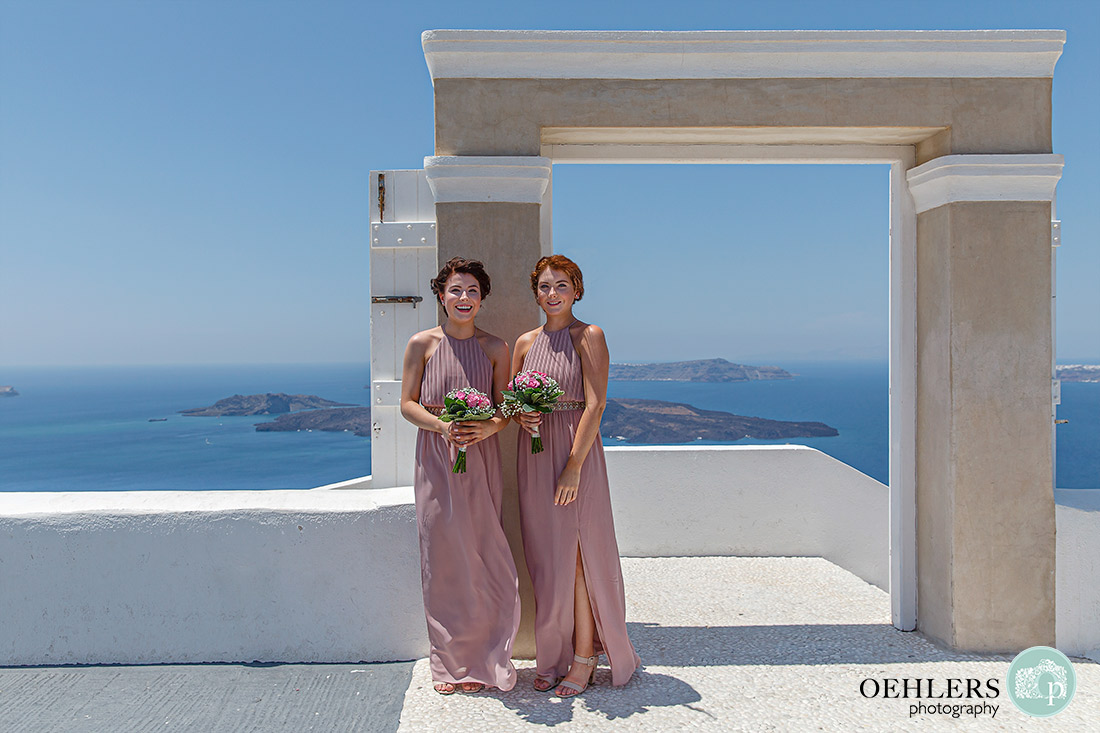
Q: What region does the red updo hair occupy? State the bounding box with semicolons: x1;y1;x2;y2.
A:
430;257;492;304
529;255;584;302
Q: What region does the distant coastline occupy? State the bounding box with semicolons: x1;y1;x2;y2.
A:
180;393;352;416
1058;365;1100;384
602;398;837;443
255;407;372;437
183;390;837;445
246;398;837;444
610;358;791;382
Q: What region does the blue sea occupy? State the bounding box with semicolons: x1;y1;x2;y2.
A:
0;362;1096;491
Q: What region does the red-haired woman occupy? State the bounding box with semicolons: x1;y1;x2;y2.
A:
400;257;520;695
511;254;640;696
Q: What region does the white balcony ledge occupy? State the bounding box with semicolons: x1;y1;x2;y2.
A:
1;447;1095;668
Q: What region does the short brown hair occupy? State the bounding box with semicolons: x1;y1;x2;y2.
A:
431;257;492;302
530;255;584;302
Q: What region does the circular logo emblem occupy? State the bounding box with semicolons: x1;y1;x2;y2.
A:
1006;646;1076;717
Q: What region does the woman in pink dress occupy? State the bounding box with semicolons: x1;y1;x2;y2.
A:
512;254;640;697
399;257;520;695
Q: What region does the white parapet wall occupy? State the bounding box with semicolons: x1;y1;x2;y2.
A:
605;445;890;590
4;449;1091;666
0;488;426;666
1054;489;1100;661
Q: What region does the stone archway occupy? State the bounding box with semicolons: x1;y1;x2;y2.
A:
418;30;1064;652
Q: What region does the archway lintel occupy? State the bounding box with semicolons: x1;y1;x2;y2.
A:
423;29;1064;81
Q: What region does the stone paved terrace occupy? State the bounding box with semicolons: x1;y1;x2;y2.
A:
3;557;1097;732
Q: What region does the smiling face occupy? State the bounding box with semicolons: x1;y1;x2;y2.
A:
440;272;482;322
535;267;577;316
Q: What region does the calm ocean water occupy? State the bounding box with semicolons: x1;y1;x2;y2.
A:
0;364;371;491
1;362;1096;491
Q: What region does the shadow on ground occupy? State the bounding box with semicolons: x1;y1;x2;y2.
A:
628;622;1022;667
479;621;1059;726
487;666;701;726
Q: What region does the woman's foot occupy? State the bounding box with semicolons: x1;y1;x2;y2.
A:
532;674;560;692
459;682;484;693
434;682;456;695
555;654;597;698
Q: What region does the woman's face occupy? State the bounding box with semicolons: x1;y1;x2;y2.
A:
535;267;576;316
440;272;482;323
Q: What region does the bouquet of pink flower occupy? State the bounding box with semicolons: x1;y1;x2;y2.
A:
438;387;495;473
500;370;564;454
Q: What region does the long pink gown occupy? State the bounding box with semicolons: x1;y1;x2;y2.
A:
518;323;641;687
414;332;520;690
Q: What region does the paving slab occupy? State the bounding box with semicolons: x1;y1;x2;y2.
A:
0;662;413;733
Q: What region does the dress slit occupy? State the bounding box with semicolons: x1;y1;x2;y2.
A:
517;324;640;686
575;536;609;665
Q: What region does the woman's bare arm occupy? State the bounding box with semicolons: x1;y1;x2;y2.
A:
399;330;451;437
554;324;609;506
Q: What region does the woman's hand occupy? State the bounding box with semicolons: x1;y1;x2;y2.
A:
447;420;494;448
554;463;581;506
515;410;543;437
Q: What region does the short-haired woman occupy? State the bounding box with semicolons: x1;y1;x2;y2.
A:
400;256;520;695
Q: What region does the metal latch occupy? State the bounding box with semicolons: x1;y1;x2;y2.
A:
377;174;386;223
372;296;424;308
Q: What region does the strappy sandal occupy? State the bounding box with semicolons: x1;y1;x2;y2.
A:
459;682;484;693
434;682;456;695
533;673;561;692
555;654;597;697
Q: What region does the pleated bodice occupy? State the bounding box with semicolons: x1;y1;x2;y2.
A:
524;323;584;401
420;332;494;407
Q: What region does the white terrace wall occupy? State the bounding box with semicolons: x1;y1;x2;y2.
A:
2;448;1094;665
1;446;885;665
605;445;889;589
1055;489;1100;660
0;488;426;665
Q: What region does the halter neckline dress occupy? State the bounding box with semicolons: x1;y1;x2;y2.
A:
414;331;520;690
518;322;640;686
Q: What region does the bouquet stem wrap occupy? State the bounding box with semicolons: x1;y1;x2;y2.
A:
437;387;495;474
500;370;564;455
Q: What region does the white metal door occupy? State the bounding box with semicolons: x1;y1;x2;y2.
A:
368;169;437;488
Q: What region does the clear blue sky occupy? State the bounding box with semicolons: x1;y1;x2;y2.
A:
2;0;1097;366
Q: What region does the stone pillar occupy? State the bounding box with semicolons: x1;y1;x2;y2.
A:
907;154;1063;651
424;156;552;658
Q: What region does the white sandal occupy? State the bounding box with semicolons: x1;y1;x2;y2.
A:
555;654;597;697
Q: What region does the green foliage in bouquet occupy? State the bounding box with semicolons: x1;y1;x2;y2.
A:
438;388;494;473
500;371;564;454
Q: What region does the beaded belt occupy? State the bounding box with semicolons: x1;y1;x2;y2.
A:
425;402;582;415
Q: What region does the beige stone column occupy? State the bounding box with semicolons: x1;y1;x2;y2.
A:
907;155;1063;651
425;156;551;657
